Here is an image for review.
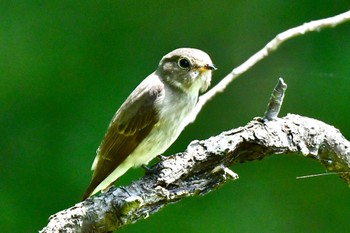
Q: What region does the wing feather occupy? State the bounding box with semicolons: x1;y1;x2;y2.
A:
82;75;163;200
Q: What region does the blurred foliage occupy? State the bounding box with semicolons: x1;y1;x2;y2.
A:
1;1;350;232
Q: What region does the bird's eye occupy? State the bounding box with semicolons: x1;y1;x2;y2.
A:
178;58;191;69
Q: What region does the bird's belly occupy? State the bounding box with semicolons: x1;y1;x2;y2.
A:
124;105;193;168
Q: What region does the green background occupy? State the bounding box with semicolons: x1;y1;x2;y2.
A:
1;1;350;232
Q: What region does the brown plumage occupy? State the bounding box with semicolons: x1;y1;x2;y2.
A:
81;79;163;200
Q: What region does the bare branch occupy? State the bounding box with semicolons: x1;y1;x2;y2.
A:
188;9;350;123
264;78;287;120
41;112;350;233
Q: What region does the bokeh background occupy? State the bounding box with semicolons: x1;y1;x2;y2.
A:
1;1;350;232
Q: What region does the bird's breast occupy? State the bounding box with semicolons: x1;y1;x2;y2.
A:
124;86;198;168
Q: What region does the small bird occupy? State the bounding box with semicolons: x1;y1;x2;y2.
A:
82;48;216;200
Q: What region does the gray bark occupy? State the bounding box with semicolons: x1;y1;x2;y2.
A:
40;113;350;233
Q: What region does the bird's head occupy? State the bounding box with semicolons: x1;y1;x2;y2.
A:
157;48;216;93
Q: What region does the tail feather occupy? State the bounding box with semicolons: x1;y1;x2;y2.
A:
81;162;131;201
81;180;99;201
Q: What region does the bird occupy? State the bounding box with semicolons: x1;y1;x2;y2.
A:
82;48;216;200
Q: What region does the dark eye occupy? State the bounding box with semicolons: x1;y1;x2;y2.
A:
178;58;191;69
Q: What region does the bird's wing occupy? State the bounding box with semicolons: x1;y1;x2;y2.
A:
82;75;163;200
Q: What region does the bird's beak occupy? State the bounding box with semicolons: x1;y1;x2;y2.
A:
198;64;217;72
205;64;217;70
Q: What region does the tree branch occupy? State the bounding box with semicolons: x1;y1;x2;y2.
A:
189;9;350;123
263;78;287;120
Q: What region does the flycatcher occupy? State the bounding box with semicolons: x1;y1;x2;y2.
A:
82;48;216;200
